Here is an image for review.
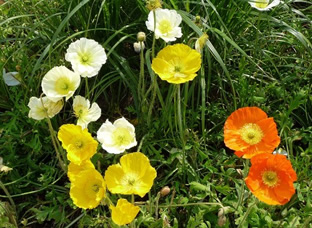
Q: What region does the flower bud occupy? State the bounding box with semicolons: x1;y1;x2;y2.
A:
160;186;170;197
195;16;201;23
16;65;21;71
137;32;146;42
133;42;145;53
146;0;162;11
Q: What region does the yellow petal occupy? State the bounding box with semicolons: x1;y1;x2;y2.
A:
111;199;140;225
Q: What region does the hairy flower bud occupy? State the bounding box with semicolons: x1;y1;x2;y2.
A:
146;0;162;11
137;32;146;42
160;186;170;197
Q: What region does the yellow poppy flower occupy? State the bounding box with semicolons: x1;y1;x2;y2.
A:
151;44;201;84
70;168;106;209
104;152;157;197
58;124;98;165
110;199;140;226
67;160;95;182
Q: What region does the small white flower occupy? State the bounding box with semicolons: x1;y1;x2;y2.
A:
97;117;137;154
65;38;107;78
133;42;145;53
73;95;101;129
28;96;64;120
146;8;182;42
41;66;80;102
249;0;281;11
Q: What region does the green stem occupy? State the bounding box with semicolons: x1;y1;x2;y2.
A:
200;53;206;133
147;71;157;127
135;201;222;208
0;180;18;227
130;194;136;228
238;202;257;228
46;118;67;173
177;85;186;181
155;192;161;220
138;41;145;105
85;77;89;99
152;9;156;59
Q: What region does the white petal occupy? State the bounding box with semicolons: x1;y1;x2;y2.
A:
86;102;101;122
3;71;21;86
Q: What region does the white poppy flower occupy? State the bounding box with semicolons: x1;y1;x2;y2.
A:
97;117;137;154
41;66;80;102
146;8;182;42
249;0;281;11
73;95;101;129
65;38;107;78
28;96;63;120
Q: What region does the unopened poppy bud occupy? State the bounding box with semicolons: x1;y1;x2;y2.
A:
160;186;170;197
195;16;201;23
137;32;146;42
16;65;21;71
133;42;145;53
146;0;162;11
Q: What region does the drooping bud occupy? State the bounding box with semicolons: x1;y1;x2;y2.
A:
133;42;145;53
146;0;162;11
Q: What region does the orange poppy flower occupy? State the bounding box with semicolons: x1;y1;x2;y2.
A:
224;107;280;159
245;153;297;205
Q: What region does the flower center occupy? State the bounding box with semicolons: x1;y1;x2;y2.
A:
174;66;181;72
122;173;140;190
262;170;278;187
255;0;269;8
74;105;87;118
55;77;72;95
79;53;91;65
127;178;136;186
112;127;133;147
158;19;172;34
75;140;84;149
240;123;263;145
92;184;100;193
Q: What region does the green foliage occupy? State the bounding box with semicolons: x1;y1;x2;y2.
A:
1;0;312;227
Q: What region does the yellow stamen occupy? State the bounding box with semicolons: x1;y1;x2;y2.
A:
240;123;263;145
112;128;132;146
55;77;72;95
255;0;269;8
159;20;172;34
262;170;278;187
92;184;100;193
